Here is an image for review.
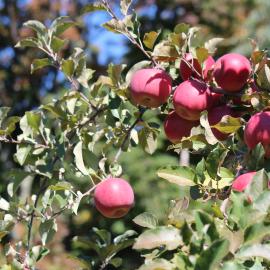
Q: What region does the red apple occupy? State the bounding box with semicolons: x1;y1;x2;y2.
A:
208;105;238;141
94;178;134;218
130;68;172;108
213;53;251;92
173;79;213;120
244;111;270;158
180;53;202;81
164;111;199;143
203;56;215;81
232;172;256;192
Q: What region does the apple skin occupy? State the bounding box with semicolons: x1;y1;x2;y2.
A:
180;54;215;81
180;53;202;80
213;53;251;92
164;111;199;143
130;68;172;108
232;172;256;192
203;56;215;81
244;112;270;158
94;178;134;218
173;79;214;120
208;105;238;141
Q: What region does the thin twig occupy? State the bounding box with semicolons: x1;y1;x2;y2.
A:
0;137;50;148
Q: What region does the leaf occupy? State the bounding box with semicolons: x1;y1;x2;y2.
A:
236;244;270;261
0;107;10;126
244;222;270;245
73;141;89;176
221;262;246;270
133;212;158;229
15;145;31;166
15;37;40;48
109;257;122;268
152;40;179;61
174;23;189;34
77;68;95;88
50;36;66;53
26;111;41;132
81;3;106;14
143;31;160;50
39;220;57;245
200;111;218;145
157;166;196;187
212;115;242;134
102;19;125;34
138;128;158;155
23;20;47;35
196;47;209;64
31;58;52;74
50;16;75;36
0;197;10;211
194;239;230;270
114;230;137;244
138;259;175;270
204;38;224;54
133;226;182;250
120;0;132;15
61;59;75;77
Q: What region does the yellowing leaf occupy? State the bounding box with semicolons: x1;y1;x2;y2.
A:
212;115;242;134
143;31;160;49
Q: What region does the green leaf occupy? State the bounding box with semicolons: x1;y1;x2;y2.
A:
236;244;270;261
15;145;31;166
50;36;66;53
23;20;47;35
31;58;52;74
138;259;175;270
195;239;230;270
77;68;95;88
196;47;209;64
109;257;122;268
143;31;160;50
81;3;106;14
73;141;89;176
174;23;189;34
15;37;40;48
253;190;270;213
61;59;75;77
133;212;158;229
138;127;158;155
133;226;182;250
39;220;57;245
2;116;21;135
221;262;245;270
0;107;10;126
157;166;196;187
120;0;132;15
26;111;41;132
50;16;75;36
0;197;10;211
212;115;242;134
244;222;270;245
204;38;224;54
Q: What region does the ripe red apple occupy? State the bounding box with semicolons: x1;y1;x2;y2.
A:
130;68;172;108
164;111;199;143
213;53;251;92
173;79;213;120
203;56;215;81
180;53;202;81
94;178;134;218
208;105;238;141
244;111;270;158
232;172;256;192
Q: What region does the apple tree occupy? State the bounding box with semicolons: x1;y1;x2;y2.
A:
1;0;270;269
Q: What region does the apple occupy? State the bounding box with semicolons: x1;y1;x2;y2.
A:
232;171;256;192
208;105;238;141
244;111;270;158
94;178;134;218
173;79;213;120
164;111;199;143
130;68;172;108
180;53;215;81
203;56;215;81
213;53;251;92
180;53;202;80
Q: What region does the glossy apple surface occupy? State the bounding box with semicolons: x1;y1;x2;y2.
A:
232;172;256;192
173;79;213;120
94;178;134;218
164;111;199;143
244;111;270;158
130;68;172;108
213;53;251;92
